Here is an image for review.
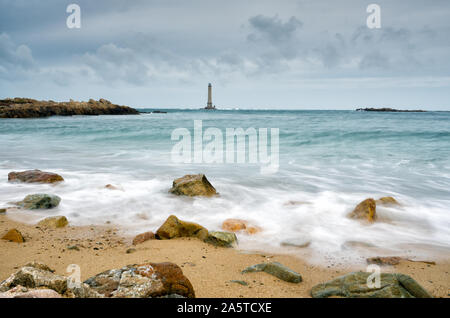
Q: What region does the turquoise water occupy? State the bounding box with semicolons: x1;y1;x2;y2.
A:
1;110;449;262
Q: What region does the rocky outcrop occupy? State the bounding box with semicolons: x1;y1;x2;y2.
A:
366;256;402;266
242;262;302;283
376;196;400;206
356;108;426;112
84;262;195;298
169;174;217;197
221;218;262;235
8;170;64;183
0;98;139;118
16;194;61;210
132;231;155;245
37;216;68;228
348;198;376;222
1;229;25;243
0;262;102;298
310;272;432;298
156;215;208;240
204;231;237;248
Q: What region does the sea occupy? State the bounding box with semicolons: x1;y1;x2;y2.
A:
1;109;449;264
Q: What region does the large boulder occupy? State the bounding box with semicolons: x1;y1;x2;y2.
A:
242;262;302;283
16;194;61;210
1;229;25;243
37;216;68;228
221;218;262;235
310;272;432;298
8;170;64;183
348;198;376;222
84;262;195;298
169;174;217;197
0;262;102;298
156;215;208;240
204;231;237;248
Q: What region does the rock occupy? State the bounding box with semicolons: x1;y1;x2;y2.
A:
1;229;25;243
67;245;80;251
310;272;432;298
0;98;139;118
156;215;208;240
37;216;68;228
105;184;123;191
341;240;377;250
0;208;6;214
367;256;402;266
8;170;64;183
0;286;62;298
169;174;217;197
16;194;61;209
348;198;376;222
221;218;262;235
280;236;311;248
376;196;400;206
132;231;155;245
242;262;302;283
0;262;102;298
84;262;195;298
230;280;248;286
126;248;136;254
204;231;237;248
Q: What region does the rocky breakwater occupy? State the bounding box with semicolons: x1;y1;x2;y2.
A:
0;98;139;118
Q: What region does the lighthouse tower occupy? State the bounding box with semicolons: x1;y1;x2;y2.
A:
205;83;216;109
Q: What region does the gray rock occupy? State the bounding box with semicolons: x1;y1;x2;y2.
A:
204;231;238;248
310;272;432;298
280;236;311;248
16;194;61;209
242;262;302;283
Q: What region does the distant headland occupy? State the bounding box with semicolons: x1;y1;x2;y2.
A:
0;98;139;118
356;107;426;112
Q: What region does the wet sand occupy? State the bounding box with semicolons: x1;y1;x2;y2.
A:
0;214;449;298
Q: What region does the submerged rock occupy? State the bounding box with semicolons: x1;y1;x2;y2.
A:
84;262;195;298
1;229;25;243
242;262;302;283
348;198;376;222
367;256;402;266
204;231;237;248
8;170;64;183
169;174;217;197
221;218;262;235
280;236;311;248
132;231;155;245
16;194;61;210
156;215;208;240
310;272;432;298
37;216;68;228
376;196;400;206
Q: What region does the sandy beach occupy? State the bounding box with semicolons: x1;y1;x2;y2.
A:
1;213;449;298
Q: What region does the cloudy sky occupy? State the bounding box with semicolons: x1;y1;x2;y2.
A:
1;0;449;109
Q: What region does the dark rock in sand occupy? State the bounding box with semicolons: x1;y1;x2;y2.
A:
0;208;6;214
348;198;376;222
1;229;25;243
204;231;238;248
84;262;195;298
310;272;432;298
132;231;156;245
156;215;208;240
16;194;61;210
0;98;139;118
367;256;402;266
242;262;302;283
169;174;217;197
8;169;64;183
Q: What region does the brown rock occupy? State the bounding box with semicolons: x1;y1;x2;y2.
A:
132;231;155;245
348;198;377;222
169;174;217;197
8;170;64;183
376;196;400;206
0;208;6;214
105;184;123;191
221;219;261;235
1;229;25;243
156;215;208;240
37;216;68;228
367;256;402;266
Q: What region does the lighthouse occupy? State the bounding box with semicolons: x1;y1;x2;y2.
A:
205;83;216;109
